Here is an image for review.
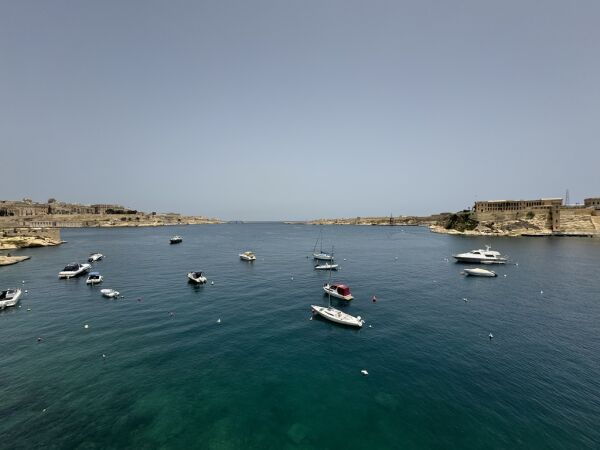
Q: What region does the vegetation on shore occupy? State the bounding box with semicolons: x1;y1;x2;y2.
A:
441;211;478;232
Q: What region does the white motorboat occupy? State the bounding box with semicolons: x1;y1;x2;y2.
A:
453;245;507;264
170;236;183;244
315;262;338;271
0;288;22;310
58;262;92;279
100;288;119;298
86;272;104;285
239;251;256;261
188;271;207;284
323;283;354;301
311;305;364;327
464;268;497;277
88;253;104;262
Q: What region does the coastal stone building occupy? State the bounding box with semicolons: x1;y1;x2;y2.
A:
584;198;600;209
473;197;600;234
0;199;125;217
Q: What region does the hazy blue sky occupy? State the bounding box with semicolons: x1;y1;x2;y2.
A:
1;1;598;220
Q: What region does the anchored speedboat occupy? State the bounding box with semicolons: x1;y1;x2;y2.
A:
239;251;256;261
58;262;92;279
0;288;22;310
453;245;507;264
170;236;183;244
188;271;207;284
86;272;104;285
100;289;119;299
88;253;104;262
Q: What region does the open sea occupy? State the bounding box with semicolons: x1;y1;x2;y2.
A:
1;224;599;449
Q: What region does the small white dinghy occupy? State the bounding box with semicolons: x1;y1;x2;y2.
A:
311;305;364;327
0;288;22;310
188;271;207;284
86;272;104;285
100;289;120;299
239;251;256;261
464;267;497;277
88;253;104;262
314;262;338;271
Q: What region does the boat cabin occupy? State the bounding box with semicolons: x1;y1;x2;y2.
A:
332;284;351;296
88;272;101;279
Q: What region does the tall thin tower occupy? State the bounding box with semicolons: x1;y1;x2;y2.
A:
565;189;570;206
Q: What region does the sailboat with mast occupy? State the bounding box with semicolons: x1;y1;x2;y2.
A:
311;270;363;327
313;230;334;261
314;246;339;270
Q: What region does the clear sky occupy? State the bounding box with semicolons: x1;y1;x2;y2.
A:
1;1;598;220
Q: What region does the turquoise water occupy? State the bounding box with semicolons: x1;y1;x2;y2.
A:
1;224;599;449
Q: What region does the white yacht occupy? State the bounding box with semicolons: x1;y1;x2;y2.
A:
100;288;119;298
58;262;92;279
463;268;497;277
86;272;104;285
323;283;354;301
0;288;22;310
311;305;364;327
315;262;338;271
239;251;256;261
188;271;207;284
453;245;507;264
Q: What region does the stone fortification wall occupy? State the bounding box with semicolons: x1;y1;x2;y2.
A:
473;208;552;228
558;208;596;233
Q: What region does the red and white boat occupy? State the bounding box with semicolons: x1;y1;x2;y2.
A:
323;283;353;301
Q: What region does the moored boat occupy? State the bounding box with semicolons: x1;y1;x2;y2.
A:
188;271;207;284
464;268;497;277
86;272;104;285
58;262;92;279
88;253;104;262
0;288;22;310
453;245;507;264
239;251;256;261
315;262;338;271
170;236;183;244
323;283;354;301
100;288;119;298
311;305;364;327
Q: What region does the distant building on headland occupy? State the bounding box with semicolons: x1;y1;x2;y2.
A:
584;198;600;209
473;196;600;233
0;198;128;217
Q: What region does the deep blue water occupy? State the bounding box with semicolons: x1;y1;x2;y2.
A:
1;224;599;449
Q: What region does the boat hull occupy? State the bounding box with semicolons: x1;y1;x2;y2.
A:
311;305;363;327
323;286;353;301
58;264;92;279
188;273;207;284
0;289;22;309
464;268;497;277
100;289;119;298
315;264;338;271
453;255;506;264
